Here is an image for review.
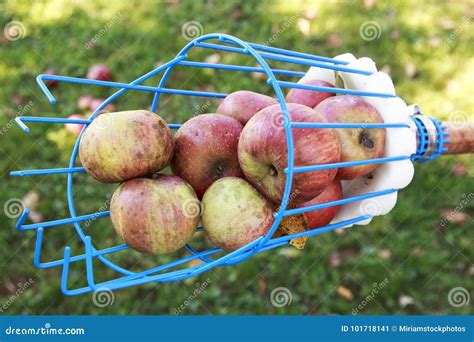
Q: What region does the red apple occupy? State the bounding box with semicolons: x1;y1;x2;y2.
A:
65;114;86;136
110;175;199;254
297;179;342;229
44;69;58;88
238;103;341;204
286;79;335;108
90;98;116;113
216;90;277;125
86;63;112;81
315;95;386;180
77;95;94;112
171;114;244;198
201;177;274;251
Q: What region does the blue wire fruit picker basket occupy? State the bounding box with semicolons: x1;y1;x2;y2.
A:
11;33;473;296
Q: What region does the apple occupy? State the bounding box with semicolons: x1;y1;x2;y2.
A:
171;114;243;198
297;179;343;229
77;95;94;112
79;110;174;182
216;90;277;125
86;63;112;81
238;103;341;204
65;114;86;136
44;69;58;88
286;79;335;108
110;175;199;254
90;98;116;113
201;177;274;251
315;95;386;179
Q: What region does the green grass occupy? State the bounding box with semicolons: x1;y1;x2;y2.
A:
0;0;472;315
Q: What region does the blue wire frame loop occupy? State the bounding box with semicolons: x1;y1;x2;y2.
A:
10;33;444;295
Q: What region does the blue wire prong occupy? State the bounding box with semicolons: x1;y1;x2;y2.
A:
33;227;45;268
60;247;74;296
10;167;86;177
18;211;110;231
15;209;30;230
84;236;97;290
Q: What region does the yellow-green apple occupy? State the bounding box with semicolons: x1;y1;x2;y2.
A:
297;179;342;229
201;177;274;251
171;113;244;198
286;79;335;108
315;95;386;179
216;90;277;125
110;175;199;254
238;103;341;204
65;114;86;136
79;110;174;182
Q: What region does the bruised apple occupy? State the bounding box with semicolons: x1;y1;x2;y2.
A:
238;103;341;204
79;110;174;182
110;176;199;254
297;179;343;229
315;95;386;179
286;79;335;108
216;90;277;125
201;177;274;251
171;114;243;198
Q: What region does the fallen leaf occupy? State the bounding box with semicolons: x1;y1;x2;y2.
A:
337;285;353;301
399;294;414;308
297;18;311;37
438;17;455;30
204;53;221;65
363;0;376;9
405;62;417;78
258;275;267;295
380;64;391;75
441;209;469;225
231;7;243;21
378;249;391;259
22;191;40;209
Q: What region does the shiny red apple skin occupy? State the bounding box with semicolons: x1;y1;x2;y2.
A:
286;79;335;108
171;114;244;199
216;90;277;125
238;103;341;205
86;64;112;81
65;114;86;136
297;179;342;229
315;95;386;180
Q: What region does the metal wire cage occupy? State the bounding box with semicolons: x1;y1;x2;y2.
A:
11;33;447;295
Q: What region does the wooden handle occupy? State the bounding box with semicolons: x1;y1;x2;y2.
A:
443;122;474;155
